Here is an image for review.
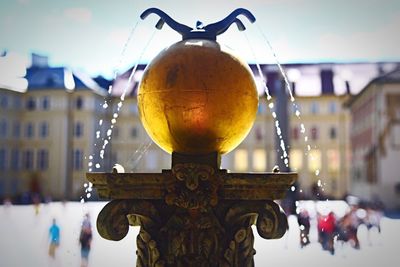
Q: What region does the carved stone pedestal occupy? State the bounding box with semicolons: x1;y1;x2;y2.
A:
87;153;296;267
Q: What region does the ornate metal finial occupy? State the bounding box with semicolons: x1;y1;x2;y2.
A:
140;8;256;41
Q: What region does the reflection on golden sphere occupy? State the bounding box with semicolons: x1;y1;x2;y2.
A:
138;39;258;155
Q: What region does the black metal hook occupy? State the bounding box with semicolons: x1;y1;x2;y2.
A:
140;8;256;41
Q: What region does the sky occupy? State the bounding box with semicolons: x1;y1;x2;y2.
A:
0;0;400;79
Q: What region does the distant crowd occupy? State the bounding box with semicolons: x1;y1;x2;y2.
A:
296;201;384;255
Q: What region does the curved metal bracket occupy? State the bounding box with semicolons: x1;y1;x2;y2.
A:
140;7;256;41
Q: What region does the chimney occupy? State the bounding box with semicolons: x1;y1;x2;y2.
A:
320;69;334;95
31;53;48;68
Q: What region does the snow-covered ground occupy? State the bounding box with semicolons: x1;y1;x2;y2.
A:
0;202;399;267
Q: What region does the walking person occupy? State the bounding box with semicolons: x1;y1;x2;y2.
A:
48;218;60;259
297;209;311;247
79;213;93;267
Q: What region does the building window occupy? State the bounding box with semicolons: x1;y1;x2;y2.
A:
76;96;83;110
23;150;34;170
255;126;263;141
130;102;138;115
328;101;337;114
11;149;20;171
289;149;303;171
0;149;7;170
26;97;36;110
308;149;321;173
310;102;319;114
311;126;318;140
25;122;34;138
292;126;299;140
74;122;83;137
327;150;340;173
41;96;50;110
145;150;158;170
39;122;49;138
37;149;49;170
253;149;266;171
131;127;138;138
329;127;337;140
234;149;248;171
257;104;267;115
73;149;83;170
0;119;7;138
0;95;8;109
13;96;21;109
392;124;400;148
13;122;20;138
292;103;301;114
113;126;119;139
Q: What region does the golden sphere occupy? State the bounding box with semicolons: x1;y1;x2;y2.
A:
138;39;258;155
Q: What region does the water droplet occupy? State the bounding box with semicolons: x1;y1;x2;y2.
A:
284;158;289;165
317;179;322;187
86;193;91;198
80;199;85;204
113;113;118;119
96;131;100;139
95;163;100;168
88;162;93;167
88;168;92;172
89;155;93;160
108;85;113;94
304;136;308;142
102;140;109;149
272;112;276;118
315;169;320;176
99;119;103;126
88;187;92;192
300;123;305;133
307;145;311;151
83;183;88;188
299;225;305;231
268;102;274;109
89;182;93;187
102;102;108;109
107;129;112;136
267;95;272;101
291;186;295;191
295;110;300;117
118;102;123;109
111;119;116;124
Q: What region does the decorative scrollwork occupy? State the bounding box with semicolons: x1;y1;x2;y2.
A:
256;201;288;240
166;163;220;210
96;200;164;267
222;201;288;266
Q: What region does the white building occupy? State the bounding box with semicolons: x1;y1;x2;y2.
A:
346;68;400;210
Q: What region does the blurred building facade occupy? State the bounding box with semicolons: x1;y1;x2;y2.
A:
346;68;400;210
1;55;398;203
0;55;112;200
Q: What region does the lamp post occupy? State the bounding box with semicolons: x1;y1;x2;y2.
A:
87;8;296;267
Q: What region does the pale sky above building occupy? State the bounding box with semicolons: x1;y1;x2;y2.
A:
0;0;400;79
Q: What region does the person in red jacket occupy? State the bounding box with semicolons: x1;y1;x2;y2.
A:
318;212;336;254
